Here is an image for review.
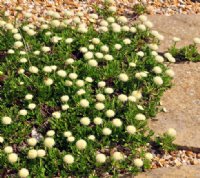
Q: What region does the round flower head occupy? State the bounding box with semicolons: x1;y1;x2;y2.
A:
57;70;67;77
98;81;106;88
19;58;27;63
41;46;50;52
69;73;78;80
119;73;129;82
107;16;115;23
96;153;106;163
2;116;12;125
135;113;146;121
8;153;18;163
27;138;37;147
130;26;137;33
88;59;98;67
43;66;52;73
112;118;122;127
102;128;112;135
34;50;40;55
92;38;100;44
112;152;124;161
61;95;69;102
88;135;95;141
52;111;61;119
155;55;164;63
173;37;181;42
80;117;90;126
153;66;162;74
0;136;4;143
134;158;143;167
118;16;128;24
193;37;200;44
77;89;86;96
105;110;115;118
67;136;75;142
104;87;114;94
4;146;13;153
18;168;29;178
44;137;55;148
148;43;158;51
96;93;105;102
104;54;113;61
46;130;55;137
112;23;121;33
27;149;37;159
165;69;175;77
144;21;153;28
132;90;142;100
44;78;53;86
76;80;85;87
80;99;89;108
14;33;22;40
95;52;104;59
19;109;28;116
95;102;105;110
93;117;103;125
76;139;87;150
153;76;163;85
63;154;74;164
63;131;72;137
145;153;153;160
14;41;23;48
37;149;46;157
8;49;15;54
122;25;130;31
118;94;128;102
114;44;122;50
51;19;60;27
126;125;136;134
138;24;146;31
166;128;177;137
139;15;147;22
137;51;144;57
89;44;95;50
29;66;39;74
100;45;109;53
123;38;131;45
85;77;93;83
65;80;72;86
65;38;73;44
66;58;74;65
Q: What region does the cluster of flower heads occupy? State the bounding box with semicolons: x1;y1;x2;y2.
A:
0;6;179;177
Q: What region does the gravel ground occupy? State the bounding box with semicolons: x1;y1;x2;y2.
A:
0;0;200;23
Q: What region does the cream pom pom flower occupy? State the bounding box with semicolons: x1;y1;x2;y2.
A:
166;128;177;137
46;130;55;137
108;6;117;12
102;128;112;135
98;81;106;88
61;95;69;102
28;103;36;110
153;66;162;74
155;55;164;63
130;26;137;33
44;137;55;148
14;33;22;40
41;46;51;53
51;19;60;27
8;153;18;163
95;102;105;110
165;69;175;77
63;131;72;137
69;73;78;80
93;117;103;125
76;139;87;150
67;136;75;142
77;89;86;96
119;73;129;82
114;44;122;50
153;76;163;85
29;66;39;74
112;152;124;161
139;15;147;22
43;66;52;73
14;41;23;48
123;38;131;45
88;59;98;67
112;118;122;127
57;70;67;77
85;77;93;83
118;16;128;24
105;110;115;118
193;37;200;44
134;158;143;167
145;153;153;160
80;117;90;126
118;94;128;102
2;116;12;125
92;38;100;44
80;99;89;108
19;58;27;63
104;54;113;61
100;45;109;53
4;146;13;153
0;136;4;143
65;38;73;44
27;138;37;147
37;149;46;158
27;149;37;159
135;113;146;121
96;93;106;102
18;168;29;178
126;125;136;134
95;52;104;59
19;109;28;116
173;37;181;42
96;153;106;163
63;154;74;164
66;58;75;65
88;135;95;141
104;87;114;94
44;78;54;86
52;111;61;119
138;24;146;31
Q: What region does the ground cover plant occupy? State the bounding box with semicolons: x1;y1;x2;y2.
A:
0;2;177;177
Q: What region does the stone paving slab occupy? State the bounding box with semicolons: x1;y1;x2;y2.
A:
135;165;200;178
149;62;200;149
148;15;200;52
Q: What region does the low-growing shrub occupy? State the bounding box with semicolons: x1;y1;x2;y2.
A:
0;3;176;177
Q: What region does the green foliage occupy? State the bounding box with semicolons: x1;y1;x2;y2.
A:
132;4;147;16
